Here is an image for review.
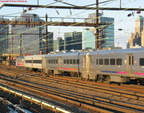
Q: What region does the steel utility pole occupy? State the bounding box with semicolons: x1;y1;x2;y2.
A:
96;0;99;50
45;13;48;54
20;34;22;55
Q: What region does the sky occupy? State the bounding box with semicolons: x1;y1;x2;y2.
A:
0;0;144;49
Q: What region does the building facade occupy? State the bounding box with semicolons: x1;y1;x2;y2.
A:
53;37;64;52
10;13;53;55
84;13;114;50
83;28;95;49
127;16;144;48
0;18;9;55
64;32;82;51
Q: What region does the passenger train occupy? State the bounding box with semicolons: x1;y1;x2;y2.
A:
16;47;144;85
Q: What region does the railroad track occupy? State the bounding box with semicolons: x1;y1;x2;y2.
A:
19;75;144;103
0;75;144;113
48;75;144;93
1;64;144;90
0;65;42;77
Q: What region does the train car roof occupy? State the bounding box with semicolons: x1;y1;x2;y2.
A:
45;52;81;57
24;54;46;58
16;56;24;58
89;47;144;55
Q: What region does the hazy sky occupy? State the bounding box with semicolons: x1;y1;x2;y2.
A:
0;0;143;48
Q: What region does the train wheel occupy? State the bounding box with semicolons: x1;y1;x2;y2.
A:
46;73;49;77
118;82;121;86
97;75;104;83
81;78;85;81
105;76;110;84
137;79;140;85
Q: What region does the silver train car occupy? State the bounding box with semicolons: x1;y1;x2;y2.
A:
24;55;45;71
15;56;25;68
16;47;144;84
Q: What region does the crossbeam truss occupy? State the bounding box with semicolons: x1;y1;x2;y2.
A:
0;20;112;27
0;2;143;51
2;3;144;11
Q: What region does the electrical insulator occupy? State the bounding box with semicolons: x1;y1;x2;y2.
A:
118;28;123;31
127;13;132;17
137;10;141;14
23;10;27;13
28;7;32;10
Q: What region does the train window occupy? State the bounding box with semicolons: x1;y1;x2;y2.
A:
110;59;115;65
56;60;58;64
116;59;122;65
99;59;103;65
77;59;79;64
53;60;55;64
139;58;144;66
129;56;134;65
33;60;42;64
64;59;66;64
67;59;69;64
129;56;131;65
132;56;134;65
104;59;109;65
73;59;76;64
70;59;72;64
25;60;32;63
96;59;98;65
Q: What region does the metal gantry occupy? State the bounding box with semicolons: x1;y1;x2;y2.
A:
0;1;144;51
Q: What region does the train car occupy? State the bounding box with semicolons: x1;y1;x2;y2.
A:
43;52;82;77
43;53;60;75
60;52;81;77
15;47;144;84
83;47;144;84
16;56;25;68
24;55;45;71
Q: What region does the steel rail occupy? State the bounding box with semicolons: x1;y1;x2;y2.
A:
32;76;144;101
0;76;144;113
0;86;71;113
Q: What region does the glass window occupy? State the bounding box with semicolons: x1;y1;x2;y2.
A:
116;59;122;65
25;60;32;63
33;60;42;64
64;59;66;64
99;59;103;65
70;59;72;64
56;60;58;64
73;59;75;64
67;59;69;64
132;56;134;65
110;59;115;65
140;58;144;66
96;59;98;65
77;59;79;64
104;59;109;65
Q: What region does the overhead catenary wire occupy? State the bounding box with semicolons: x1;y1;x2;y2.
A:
0;0;141;54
